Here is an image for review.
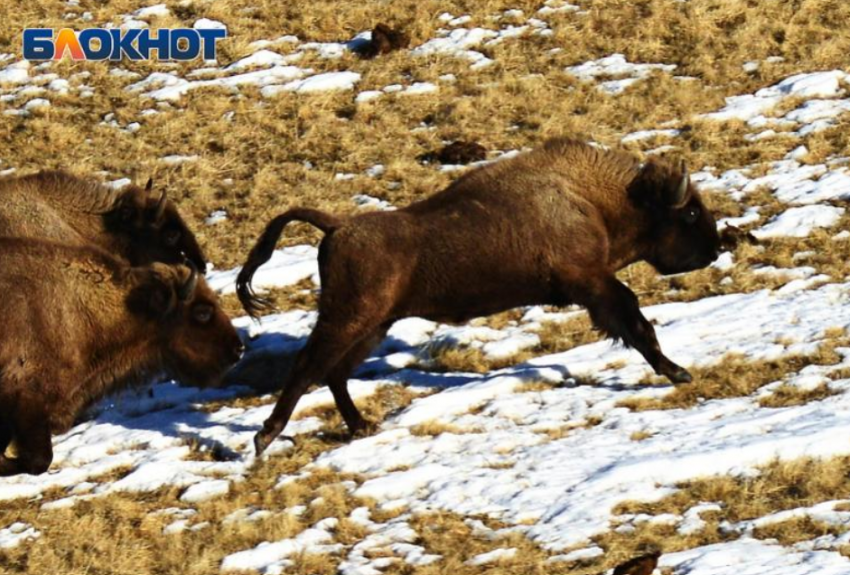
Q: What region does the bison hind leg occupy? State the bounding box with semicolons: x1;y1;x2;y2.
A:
326;324;391;438
255;316;389;456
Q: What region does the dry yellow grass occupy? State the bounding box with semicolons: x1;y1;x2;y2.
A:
2;0;850;572
752;516;845;545
576;456;850;573
1;0;848;271
617;456;850;522
619;332;849;411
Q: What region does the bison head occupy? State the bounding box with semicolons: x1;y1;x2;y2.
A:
628;158;721;275
127;262;244;387
106;179;208;270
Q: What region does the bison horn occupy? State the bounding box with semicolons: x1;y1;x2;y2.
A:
178;260;199;301
145;178;153;193
672;160;689;207
152;188;167;222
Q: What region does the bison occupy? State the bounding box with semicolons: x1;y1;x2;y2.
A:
0;170;207;269
0;238;244;476
237;138;721;455
358;23;410;59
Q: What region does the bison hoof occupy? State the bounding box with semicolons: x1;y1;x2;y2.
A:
253;433;271;457
667;367;693;384
253;432;296;457
349;420;377;440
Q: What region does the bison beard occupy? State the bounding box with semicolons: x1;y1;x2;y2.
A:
238;137;721;456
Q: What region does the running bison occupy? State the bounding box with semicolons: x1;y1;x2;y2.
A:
237;138;721;455
0;170;207;269
0;239;244;476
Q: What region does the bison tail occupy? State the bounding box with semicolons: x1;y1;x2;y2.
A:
236;208;341;318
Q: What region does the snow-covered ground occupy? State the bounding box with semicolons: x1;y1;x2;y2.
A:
4;5;850;575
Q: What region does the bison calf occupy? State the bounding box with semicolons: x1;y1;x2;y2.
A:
238;138;720;455
0;170;207;269
0;239;244;476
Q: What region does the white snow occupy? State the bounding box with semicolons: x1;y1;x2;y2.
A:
703;71;848;122
133;4;169;20
661;538;850;575
753;205;845;238
206;209;228;225
221;518;341;573
566;54;676;94
226;50;289;72
0;522;40;549
465;547;517;565
206;244;318;295
194;18;227;31
181;479;230;503
401;82;438;96
262;71;361;96
24;98;50;111
413;28;499;69
159;154;199;166
5;21;850;572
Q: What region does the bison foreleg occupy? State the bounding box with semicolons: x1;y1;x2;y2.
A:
579;275;692;384
0;419;11;455
255;318;376;456
0;411;53;476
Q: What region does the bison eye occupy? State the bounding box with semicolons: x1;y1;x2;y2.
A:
192;304;214;324
683;205;700;224
163;229;182;247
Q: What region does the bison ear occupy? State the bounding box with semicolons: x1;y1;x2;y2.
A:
628;158;692;209
126;268;178;319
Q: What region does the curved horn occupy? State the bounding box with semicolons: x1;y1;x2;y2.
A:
672;159;689;207
145;177;153;193
178;260;199;301
152;188;167;222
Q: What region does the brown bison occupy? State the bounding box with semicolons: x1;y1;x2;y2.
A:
0;239;244;476
358;23;410;59
0;170;207;269
237;138;721;455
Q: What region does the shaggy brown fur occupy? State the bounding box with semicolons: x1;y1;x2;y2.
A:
612;552;661;575
358;23;410;58
436;141;488;164
0;239;243;476
238;138;721;455
0;170;207;269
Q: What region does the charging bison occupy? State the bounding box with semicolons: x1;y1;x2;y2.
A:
238;138;721;455
0;239;243;476
0;170;207;269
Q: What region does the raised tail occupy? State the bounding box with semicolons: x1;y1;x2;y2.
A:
237;208;341;318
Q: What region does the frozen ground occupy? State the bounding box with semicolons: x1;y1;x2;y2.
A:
3;6;850;575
